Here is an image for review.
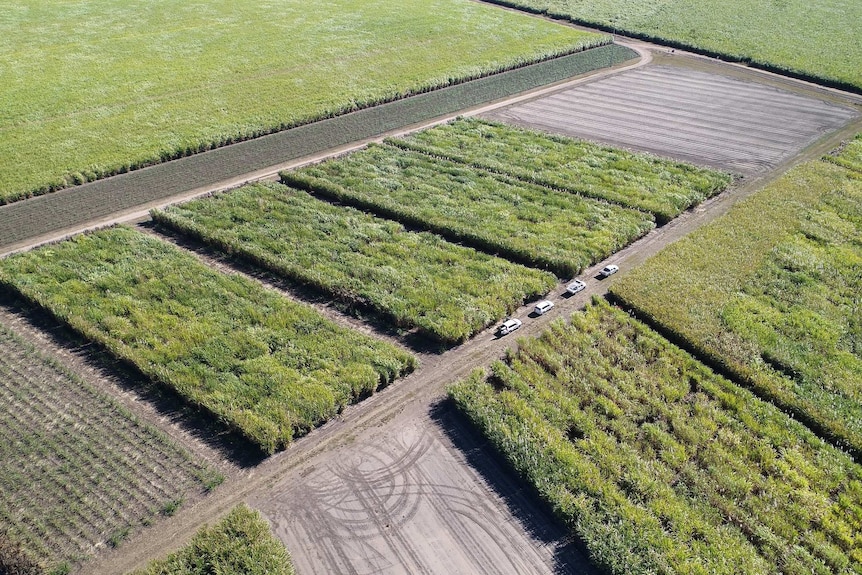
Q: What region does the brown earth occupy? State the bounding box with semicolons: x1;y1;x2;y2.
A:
1;36;861;575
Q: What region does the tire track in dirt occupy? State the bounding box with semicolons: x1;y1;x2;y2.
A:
11;39;862;575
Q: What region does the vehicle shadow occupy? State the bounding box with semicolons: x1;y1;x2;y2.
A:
430;397;601;575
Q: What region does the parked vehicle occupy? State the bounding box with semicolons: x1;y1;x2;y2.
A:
498;318;522;335
599;264;619;277
565;279;586;294
534;300;555;315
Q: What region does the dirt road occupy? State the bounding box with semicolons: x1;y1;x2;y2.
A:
3;37;862;575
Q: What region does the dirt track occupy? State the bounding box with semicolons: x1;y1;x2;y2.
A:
3;37;862;575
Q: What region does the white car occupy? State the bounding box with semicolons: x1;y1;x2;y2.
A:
533;300;555;315
599;264;619;278
565;279;586;295
498;318;522;335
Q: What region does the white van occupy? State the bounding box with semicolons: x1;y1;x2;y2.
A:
533;300;554;315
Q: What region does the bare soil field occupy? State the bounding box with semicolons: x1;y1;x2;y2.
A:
485;59;859;174
253;402;595;575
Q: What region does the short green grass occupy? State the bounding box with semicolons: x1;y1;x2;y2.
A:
389;118;731;224
450;300;862;575
0;0;606;205
488;0;862;91
0;226;416;454
132;504;294;575
153;182;555;344
282;144;655;277
611;149;862;456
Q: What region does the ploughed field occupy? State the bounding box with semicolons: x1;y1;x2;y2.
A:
487;65;859;174
0;227;416;455
0;322;222;573
483;0;862;91
611;134;862;457
0;0;605;205
451;300;862;575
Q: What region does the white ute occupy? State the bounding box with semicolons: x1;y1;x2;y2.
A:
533;300;554;315
498;318;522;335
566;279;586;295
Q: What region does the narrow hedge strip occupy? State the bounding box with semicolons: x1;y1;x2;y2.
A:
152;182;555;344
0;227;416;454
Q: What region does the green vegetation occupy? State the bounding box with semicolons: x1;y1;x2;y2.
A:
450;301;862;575
0;227;415;454
389;118;731;223
485;0;862;91
132;504;294;575
611;153;862;456
0;322;220;572
153;183;555;344
0;0;607;205
828;134;862;174
282;145;654;277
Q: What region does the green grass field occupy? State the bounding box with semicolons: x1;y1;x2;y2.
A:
0;0;605;205
282;144;654;277
0;323;222;573
0;227;415;454
153;183;555;344
611;147;862;456
389;118;731;224
450;301;862;574
487;0;862;91
133;505;294;575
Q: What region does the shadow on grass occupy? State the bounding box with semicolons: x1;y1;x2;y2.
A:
0;296;268;469
430;397;600;575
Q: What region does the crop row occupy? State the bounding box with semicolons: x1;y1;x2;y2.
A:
828;133;862;174
0;322;220;571
450;300;862;575
0;227;416;454
133;504;294;575
153;182;555;345
282;144;654;277
388;118;732;224
611;146;862;456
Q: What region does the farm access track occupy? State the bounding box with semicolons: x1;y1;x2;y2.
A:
4;34;862;575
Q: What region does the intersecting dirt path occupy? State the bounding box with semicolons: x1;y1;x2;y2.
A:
3;37;862;575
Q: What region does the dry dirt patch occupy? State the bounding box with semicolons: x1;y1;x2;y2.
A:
252;401;595;575
486;62;859;174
